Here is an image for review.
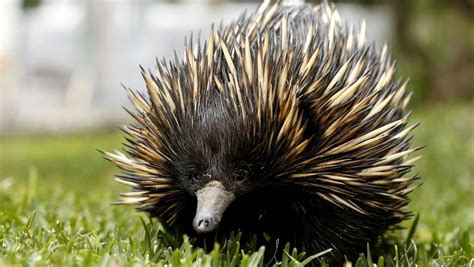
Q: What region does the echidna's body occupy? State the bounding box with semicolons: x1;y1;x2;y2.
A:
104;1;419;264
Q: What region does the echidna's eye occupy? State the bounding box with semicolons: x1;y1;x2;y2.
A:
189;172;200;181
233;169;249;182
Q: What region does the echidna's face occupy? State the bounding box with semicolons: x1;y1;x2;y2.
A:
173;149;251;234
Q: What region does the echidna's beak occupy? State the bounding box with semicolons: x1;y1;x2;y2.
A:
193;181;235;234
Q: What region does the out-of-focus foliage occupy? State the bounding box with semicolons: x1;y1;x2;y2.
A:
391;0;474;104
22;0;41;9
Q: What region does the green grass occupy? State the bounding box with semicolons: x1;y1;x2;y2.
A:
0;103;473;266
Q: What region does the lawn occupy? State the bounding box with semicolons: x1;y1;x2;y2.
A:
0;102;473;266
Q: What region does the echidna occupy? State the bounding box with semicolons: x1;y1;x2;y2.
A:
103;0;420;264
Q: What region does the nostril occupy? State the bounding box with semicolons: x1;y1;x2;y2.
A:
194;216;215;233
198;219;210;228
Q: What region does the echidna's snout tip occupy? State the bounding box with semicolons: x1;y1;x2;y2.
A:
193;181;235;234
193;214;215;233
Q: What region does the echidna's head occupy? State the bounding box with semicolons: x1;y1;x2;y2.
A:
168;100;259;234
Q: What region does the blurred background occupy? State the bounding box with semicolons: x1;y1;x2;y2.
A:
0;0;472;134
0;0;473;257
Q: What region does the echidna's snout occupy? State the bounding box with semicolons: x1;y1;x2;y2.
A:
193;181;235;234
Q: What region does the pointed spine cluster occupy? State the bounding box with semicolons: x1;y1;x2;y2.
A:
103;1;419;225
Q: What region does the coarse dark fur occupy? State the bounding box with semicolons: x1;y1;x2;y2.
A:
103;0;420;265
